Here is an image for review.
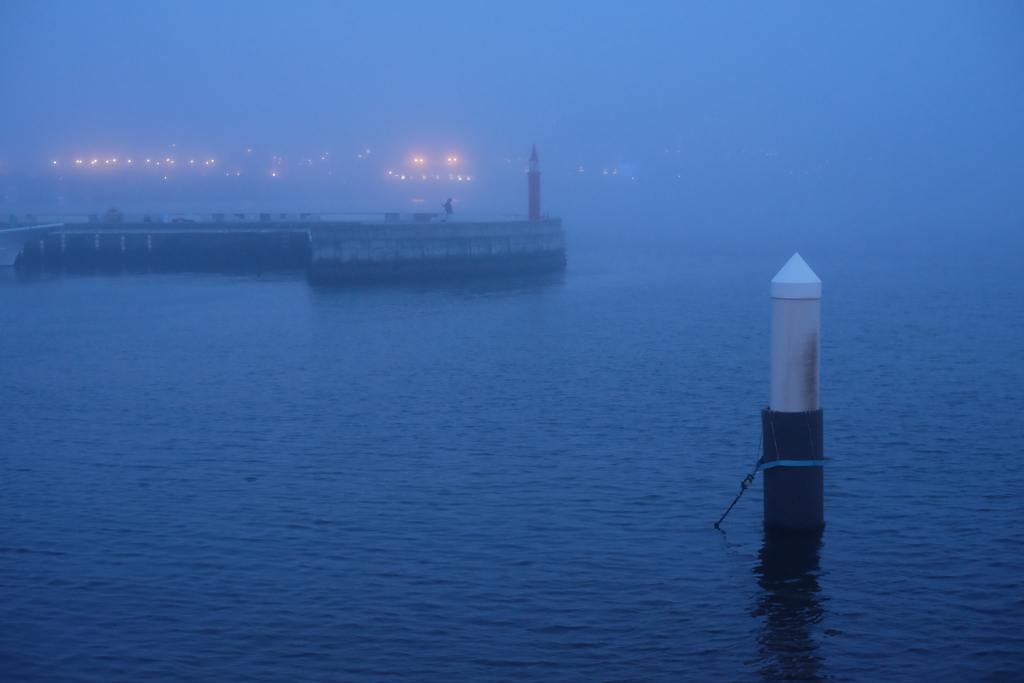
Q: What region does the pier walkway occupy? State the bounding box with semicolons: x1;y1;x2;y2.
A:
2;212;566;280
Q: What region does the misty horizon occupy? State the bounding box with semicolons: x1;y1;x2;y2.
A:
3;2;1023;235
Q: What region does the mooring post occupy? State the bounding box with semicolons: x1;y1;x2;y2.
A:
761;253;824;530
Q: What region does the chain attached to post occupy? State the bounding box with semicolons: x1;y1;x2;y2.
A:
714;429;763;530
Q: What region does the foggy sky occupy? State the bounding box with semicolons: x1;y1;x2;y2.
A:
2;1;1022;232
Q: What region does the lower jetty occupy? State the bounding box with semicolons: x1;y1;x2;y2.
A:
2;212;566;281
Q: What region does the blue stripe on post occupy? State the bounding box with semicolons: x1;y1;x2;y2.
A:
759;460;824;469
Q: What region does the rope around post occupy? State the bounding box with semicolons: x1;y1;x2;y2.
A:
714;427;763;531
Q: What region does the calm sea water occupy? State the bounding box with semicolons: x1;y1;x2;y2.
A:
2;227;1022;682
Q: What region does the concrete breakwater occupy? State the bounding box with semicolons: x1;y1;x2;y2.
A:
309;218;565;282
4;213;566;280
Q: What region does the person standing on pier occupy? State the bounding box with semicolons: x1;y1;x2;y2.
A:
441;198;453;222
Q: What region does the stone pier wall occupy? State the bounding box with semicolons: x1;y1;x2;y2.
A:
6;216;566;280
308;218;565;281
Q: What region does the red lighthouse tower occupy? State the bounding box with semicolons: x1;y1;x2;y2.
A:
528;144;541;220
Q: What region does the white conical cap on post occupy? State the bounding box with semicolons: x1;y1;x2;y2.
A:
771;253;821;299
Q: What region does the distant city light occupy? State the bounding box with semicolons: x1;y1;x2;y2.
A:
48;146;480;187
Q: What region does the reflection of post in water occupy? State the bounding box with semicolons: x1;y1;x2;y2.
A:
751;529;826;681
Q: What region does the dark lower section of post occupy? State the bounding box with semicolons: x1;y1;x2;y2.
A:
760;409;824;530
